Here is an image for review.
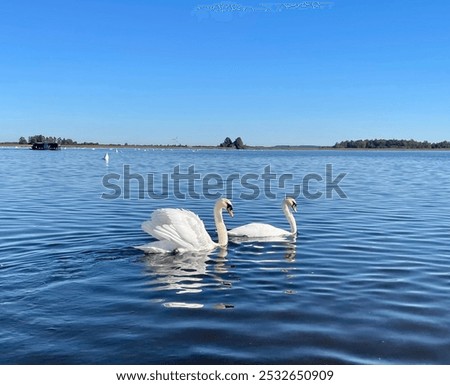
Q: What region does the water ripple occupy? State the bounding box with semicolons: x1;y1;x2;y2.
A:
1;149;450;363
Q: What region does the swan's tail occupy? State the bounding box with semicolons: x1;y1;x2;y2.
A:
141;220;155;236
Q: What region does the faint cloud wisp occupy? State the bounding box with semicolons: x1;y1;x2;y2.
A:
193;2;334;18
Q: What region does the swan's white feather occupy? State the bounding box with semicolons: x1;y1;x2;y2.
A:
228;223;291;238
140;208;216;252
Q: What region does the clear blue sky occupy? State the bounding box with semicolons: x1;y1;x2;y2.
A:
1;0;449;146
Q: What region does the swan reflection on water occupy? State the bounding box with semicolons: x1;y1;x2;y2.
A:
140;248;230;308
142;251;217;294
140;239;298;308
231;235;298;262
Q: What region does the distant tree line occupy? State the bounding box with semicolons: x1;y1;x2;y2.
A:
333;139;450;149
219;136;246;149
19;135;99;146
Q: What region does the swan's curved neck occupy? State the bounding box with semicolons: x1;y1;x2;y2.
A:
214;204;228;246
282;202;297;235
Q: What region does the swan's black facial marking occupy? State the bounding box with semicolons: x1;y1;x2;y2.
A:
291;201;297;212
226;203;234;217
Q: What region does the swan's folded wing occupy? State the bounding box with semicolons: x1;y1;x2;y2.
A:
228;223;291;238
142;208;215;250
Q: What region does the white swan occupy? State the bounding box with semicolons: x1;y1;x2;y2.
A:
228;197;297;238
103;153;109;162
136;198;234;254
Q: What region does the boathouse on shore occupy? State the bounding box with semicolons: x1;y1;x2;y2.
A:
31;142;59;150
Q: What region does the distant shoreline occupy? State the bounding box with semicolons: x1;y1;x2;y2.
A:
1;143;326;150
2;143;450;151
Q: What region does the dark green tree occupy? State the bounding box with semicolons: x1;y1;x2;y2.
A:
220;137;233;147
233;137;246;149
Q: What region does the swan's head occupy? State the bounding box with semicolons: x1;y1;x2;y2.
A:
284;197;297;212
216;198;234;217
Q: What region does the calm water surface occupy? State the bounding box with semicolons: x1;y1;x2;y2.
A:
1;148;450;364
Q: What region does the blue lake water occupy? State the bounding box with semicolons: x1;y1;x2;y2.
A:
1;147;450;364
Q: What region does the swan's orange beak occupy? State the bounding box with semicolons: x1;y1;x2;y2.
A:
226;205;234;218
